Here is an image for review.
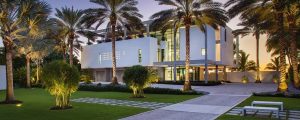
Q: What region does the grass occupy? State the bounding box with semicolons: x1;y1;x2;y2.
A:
217;96;300;120
0;88;200;120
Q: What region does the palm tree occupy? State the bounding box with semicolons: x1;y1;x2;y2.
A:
151;0;228;91
54;7;85;66
0;0;47;103
225;0;298;92
265;57;280;72
17;1;51;88
83;0;143;85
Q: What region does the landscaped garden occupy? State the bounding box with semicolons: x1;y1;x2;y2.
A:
217;96;300;120
0;88;200;120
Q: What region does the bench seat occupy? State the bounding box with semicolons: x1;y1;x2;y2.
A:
242;106;279;118
252;101;283;110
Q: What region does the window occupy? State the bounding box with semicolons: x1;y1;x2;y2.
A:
138;49;142;63
201;48;206;56
99;54;102;64
161;49;165;62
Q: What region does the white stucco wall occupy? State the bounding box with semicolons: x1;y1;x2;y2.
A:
81;37;158;69
0;66;6;90
220;26;234;66
179;26;216;61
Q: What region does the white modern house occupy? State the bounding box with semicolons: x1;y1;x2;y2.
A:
0;65;6;90
81;22;235;82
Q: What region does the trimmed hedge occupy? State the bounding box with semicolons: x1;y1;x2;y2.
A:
153;80;222;86
78;84;204;95
253;92;300;98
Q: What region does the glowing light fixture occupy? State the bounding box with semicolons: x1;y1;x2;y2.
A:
16;104;22;107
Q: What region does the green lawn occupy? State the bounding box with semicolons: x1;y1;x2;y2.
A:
217;96;300;120
0;88;199;120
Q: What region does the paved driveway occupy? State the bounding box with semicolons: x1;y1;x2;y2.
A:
121;83;278;120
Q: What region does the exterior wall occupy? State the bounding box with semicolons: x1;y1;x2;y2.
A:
220;27;234;66
227;71;279;83
0;65;6;90
179;26;216;61
81;37;158;69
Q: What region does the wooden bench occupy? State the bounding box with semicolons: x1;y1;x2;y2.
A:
242;106;279;118
252;101;283;110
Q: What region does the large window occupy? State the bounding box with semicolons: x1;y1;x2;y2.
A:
201;48;206;56
138;49;142;63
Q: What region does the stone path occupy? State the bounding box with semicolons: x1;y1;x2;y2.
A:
121;83;278;120
121;94;250;120
71;97;173;109
226;107;300;120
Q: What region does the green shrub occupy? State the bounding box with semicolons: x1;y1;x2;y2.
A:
13;67;26;87
123;65;156;98
41;61;80;110
242;75;249;83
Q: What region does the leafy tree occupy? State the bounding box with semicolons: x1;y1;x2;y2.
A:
151;0;228;91
41;61;80;110
83;0;144;85
265;57;280;72
123;65;156;98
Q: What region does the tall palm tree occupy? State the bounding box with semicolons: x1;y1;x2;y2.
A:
17;1;51;88
54;7;85;66
225;0;298;92
233;14;266;83
83;0;143;85
151;0;228;91
0;0;47;103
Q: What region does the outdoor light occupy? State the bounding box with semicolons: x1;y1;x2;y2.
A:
16;103;22;107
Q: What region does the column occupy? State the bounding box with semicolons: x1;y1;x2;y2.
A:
215;65;219;81
223;66;227;81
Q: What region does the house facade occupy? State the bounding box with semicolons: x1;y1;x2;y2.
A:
81;24;235;82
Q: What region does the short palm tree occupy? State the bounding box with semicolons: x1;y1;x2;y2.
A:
54;7;85;66
151;0;228;91
225;0;298;92
265;57;280;72
83;0;143;85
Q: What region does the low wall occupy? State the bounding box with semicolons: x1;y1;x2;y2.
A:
0;65;6;90
227;71;279;83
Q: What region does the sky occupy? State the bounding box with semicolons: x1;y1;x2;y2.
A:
0;0;272;67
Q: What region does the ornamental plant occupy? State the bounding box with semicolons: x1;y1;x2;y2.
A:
41;61;80;110
123;65;157;98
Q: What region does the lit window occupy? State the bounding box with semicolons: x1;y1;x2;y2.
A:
201;48;206;56
138;49;142;63
99;54;102;64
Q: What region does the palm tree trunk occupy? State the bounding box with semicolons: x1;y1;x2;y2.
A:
36;60;39;83
255;33;261;83
69;34;74;66
183;23;191;91
5;44;16;102
26;55;31;88
277;12;288;92
111;24;118;85
290;36;299;88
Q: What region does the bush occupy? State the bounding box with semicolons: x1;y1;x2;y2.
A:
253;92;300;98
242;75;249;83
78;84;203;95
41;61;80;110
123;65;156;98
154;80;222;86
13;67;26;87
80;70;94;84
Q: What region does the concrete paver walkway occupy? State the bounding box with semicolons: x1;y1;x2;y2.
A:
121;83;277;120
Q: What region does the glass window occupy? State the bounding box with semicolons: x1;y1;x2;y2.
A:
161;49;165;62
138;49;142;63
99;54;102;64
201;48;206;56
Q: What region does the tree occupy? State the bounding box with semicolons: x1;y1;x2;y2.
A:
225;0;299;92
123;65;156;98
41;61;80;110
0;47;4;65
53;7;85;66
265;57;280;72
16;1;51;88
0;0;48;103
151;0;228;91
83;0;143;85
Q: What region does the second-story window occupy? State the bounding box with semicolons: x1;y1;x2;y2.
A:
138;49;142;63
201;48;206;56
